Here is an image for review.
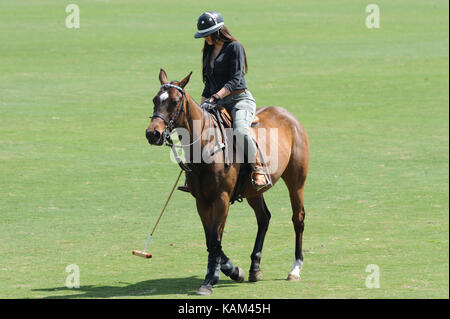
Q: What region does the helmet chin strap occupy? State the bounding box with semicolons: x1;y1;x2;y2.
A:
214;30;222;42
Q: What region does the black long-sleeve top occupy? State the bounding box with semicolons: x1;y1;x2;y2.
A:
201;41;247;98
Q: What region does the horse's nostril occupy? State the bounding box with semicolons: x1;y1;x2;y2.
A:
146;129;161;145
145;129;152;140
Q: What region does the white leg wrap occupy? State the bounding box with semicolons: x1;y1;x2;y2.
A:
289;258;303;277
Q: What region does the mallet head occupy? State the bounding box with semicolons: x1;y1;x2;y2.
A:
132;250;152;258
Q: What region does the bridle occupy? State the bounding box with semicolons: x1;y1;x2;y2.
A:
151;82;203;172
150;82;217;173
151;83;186;147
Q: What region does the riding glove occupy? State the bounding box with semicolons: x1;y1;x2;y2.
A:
201;101;218;111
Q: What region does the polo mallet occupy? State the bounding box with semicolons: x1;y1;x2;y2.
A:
132;169;183;259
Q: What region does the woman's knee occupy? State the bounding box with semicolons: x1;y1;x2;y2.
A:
233;109;254;128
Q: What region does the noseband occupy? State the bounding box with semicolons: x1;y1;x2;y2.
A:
151;83;186;146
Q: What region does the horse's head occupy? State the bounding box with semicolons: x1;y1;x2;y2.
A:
146;69;192;145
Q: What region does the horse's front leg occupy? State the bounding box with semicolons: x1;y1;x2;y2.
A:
220;250;245;283
196;195;229;296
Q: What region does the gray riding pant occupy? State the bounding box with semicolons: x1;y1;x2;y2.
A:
218;91;257;163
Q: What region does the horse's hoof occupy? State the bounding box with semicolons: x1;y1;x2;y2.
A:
248;270;263;282
196;284;213;296
230;267;245;283
286;274;300;281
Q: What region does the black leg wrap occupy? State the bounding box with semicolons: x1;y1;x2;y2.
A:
250;252;262;272
229;266;242;282
204;254;221;286
220;258;235;277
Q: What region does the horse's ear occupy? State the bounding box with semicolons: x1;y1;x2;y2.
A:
159;69;168;84
179;71;192;88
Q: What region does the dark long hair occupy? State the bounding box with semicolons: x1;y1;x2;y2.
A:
202;26;248;84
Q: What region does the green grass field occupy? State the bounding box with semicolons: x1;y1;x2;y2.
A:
0;0;448;299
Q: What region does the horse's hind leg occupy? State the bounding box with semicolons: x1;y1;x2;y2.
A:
285;184;306;281
246;194;271;282
281;153;307;281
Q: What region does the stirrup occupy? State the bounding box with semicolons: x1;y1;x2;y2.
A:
177;185;190;193
251;172;271;192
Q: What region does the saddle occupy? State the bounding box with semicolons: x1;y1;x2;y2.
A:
208;107;264;205
217;107;260;129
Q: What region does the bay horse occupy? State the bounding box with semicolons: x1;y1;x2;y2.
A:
145;69;309;295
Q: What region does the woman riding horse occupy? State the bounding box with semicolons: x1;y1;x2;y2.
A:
178;11;269;192
146;11;309;296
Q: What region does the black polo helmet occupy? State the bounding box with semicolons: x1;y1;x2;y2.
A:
194;11;224;39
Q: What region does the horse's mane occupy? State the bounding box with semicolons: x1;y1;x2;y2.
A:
186;90;201;109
